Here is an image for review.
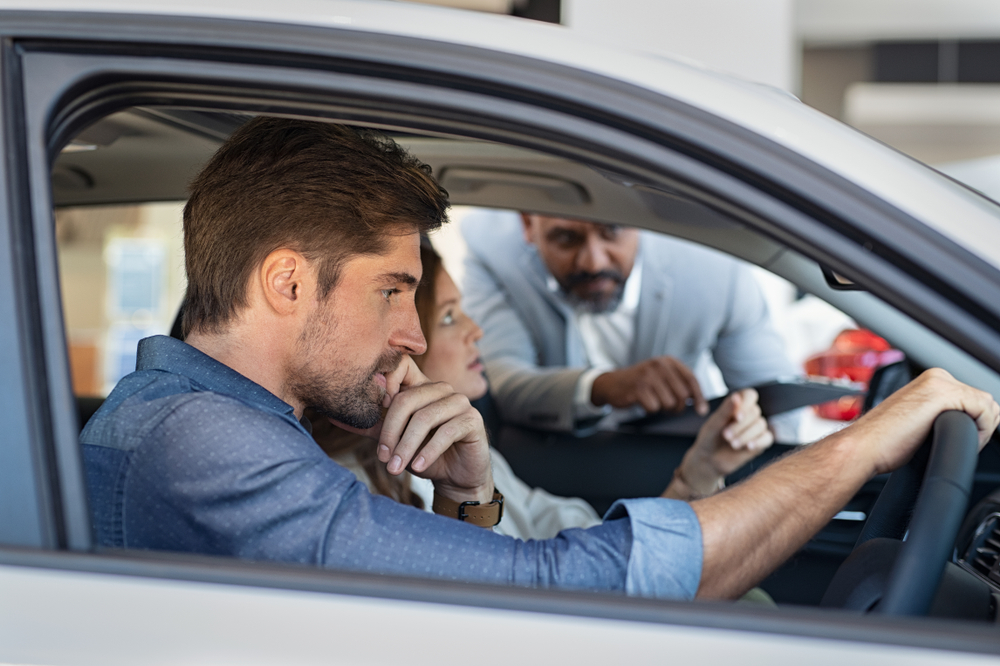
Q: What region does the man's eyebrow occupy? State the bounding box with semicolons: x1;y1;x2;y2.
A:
376;272;420;287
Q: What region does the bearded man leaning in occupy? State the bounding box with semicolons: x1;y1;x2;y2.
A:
81;117;999;601
461;209;797;435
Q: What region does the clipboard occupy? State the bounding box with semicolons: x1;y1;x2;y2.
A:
618;376;865;436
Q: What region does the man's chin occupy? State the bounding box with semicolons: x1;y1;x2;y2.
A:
334;408;381;430
309;392;382;430
568;291;621;313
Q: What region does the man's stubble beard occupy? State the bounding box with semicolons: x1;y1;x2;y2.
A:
289;304;403;429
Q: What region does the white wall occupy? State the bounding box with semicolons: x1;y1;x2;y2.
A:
797;0;1000;43
563;0;796;92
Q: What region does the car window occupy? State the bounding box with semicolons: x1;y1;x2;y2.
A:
52;113;885;613
440;205;859;442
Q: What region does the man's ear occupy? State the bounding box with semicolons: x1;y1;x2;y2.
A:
521;212;536;245
260;248;311;316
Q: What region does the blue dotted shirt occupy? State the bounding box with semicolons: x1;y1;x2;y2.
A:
81;336;702;599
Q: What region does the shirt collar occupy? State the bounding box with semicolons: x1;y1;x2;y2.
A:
136;335;297;420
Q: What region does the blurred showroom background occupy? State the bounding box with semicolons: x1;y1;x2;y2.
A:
57;0;1000;439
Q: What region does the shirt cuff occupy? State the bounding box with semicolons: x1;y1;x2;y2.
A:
768;407;805;444
604;497;703;600
573;366;614;419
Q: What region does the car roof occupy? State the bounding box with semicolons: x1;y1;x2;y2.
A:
11;0;1000;271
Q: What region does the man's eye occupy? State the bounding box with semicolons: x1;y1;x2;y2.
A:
441;310;455;325
552;232;579;247
381;288;400;300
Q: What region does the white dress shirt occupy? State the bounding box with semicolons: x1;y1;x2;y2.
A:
543;259;644;419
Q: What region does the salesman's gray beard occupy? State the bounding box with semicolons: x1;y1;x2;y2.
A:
563;287;624;314
560;271;626;313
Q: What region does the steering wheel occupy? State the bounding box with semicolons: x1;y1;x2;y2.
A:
822;410;979;616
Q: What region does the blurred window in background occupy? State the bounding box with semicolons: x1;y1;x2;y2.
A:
57;203;186;397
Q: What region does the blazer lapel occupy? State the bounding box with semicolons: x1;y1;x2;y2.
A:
520;247;583;367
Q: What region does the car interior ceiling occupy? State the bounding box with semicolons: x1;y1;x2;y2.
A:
52;106;1000;612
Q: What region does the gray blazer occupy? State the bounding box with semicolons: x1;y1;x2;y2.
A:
461;211;796;431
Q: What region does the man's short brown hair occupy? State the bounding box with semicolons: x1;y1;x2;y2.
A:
182;116;448;336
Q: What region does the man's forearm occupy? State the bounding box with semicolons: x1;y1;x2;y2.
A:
691;429;873;599
485;358;583;431
691;368;1000;599
432;475;495;506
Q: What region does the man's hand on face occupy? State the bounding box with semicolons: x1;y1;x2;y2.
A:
664;389;774;500
591;356;709;416
338;356;494;505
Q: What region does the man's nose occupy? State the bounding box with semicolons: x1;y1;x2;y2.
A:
576;235;612;273
391;306;427;355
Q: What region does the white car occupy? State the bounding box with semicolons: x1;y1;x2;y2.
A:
2;1;1000;663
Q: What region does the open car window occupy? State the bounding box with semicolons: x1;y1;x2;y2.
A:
51;103;999;609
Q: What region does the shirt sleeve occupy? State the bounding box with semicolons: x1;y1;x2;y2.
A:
122;395;702;600
711;262;798;390
604;498;704;599
490;447;602;540
573;366;614;419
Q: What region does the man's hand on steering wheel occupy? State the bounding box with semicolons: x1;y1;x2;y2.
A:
851;368;999;477
690;368;998;601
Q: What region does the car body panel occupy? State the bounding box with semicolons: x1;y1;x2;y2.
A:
3;551;1000;664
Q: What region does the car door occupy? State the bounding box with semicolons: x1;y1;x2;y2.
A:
2;6;1000;664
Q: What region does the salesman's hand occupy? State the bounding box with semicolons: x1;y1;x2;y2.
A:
663;388;773;500
591;356;709;415
852;368;1000;476
331;356;493;505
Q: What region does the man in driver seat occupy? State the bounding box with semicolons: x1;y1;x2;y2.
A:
80;116;999;602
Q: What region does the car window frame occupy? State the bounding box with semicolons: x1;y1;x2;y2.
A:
6;13;1000;653
0;37;60;550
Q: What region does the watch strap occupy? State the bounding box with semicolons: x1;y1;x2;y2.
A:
432;488;504;528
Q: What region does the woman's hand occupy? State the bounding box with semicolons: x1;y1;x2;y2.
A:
662;388;773;500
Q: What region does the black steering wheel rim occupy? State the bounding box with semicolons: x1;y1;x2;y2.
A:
827;410;979;616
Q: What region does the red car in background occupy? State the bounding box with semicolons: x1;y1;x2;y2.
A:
805;329;905;420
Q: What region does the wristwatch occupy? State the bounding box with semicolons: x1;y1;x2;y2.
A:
432;488;504;528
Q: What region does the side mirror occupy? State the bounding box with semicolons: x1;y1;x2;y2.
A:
822;266;865;291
